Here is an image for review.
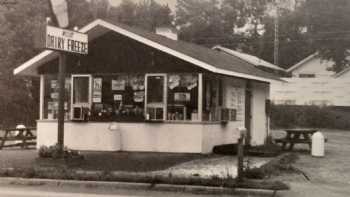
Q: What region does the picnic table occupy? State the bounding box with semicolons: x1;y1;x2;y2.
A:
275;128;318;151
0;127;36;149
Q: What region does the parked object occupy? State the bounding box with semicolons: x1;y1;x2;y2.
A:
0;127;36;149
312;132;325;157
275;128;318;151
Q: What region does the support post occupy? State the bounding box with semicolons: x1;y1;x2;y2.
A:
198;73;203;121
57;53;66;155
39;75;45;120
237;127;246;182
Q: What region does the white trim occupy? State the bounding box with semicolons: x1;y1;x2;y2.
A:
14;50;54;75
14;19;277;83
39;75;45;120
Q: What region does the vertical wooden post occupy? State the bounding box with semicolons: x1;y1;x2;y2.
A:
57;53;66;155
39;75;45;120
198;73;203;121
237;127;246;182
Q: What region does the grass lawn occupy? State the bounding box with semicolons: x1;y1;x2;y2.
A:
75;152;212;172
0;149;212;172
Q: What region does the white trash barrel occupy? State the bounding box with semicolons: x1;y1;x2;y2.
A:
312;131;325;157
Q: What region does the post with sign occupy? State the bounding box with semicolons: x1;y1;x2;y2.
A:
45;26;88;156
47;0;88;156
57;53;66;153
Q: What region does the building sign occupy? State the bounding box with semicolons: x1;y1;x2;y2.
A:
92;78;102;103
46;26;88;54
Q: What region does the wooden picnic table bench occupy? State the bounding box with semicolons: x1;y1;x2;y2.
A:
0;127;36;149
274;128;318;151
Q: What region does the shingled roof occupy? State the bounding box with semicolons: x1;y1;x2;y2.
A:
14;19;281;83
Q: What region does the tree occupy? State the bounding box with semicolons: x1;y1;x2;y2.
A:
109;0;137;26
298;0;350;72
0;0;98;126
0;0;49;126
175;0;240;47
134;0;173;31
108;0;173;31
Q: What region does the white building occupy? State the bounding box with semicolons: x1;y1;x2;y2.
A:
271;53;350;106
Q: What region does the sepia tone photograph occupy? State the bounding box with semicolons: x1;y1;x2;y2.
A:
0;0;349;196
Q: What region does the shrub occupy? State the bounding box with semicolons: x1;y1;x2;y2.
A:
38;144;82;159
270;105;350;129
244;153;299;179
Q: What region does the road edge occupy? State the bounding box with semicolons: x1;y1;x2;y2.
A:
0;177;275;196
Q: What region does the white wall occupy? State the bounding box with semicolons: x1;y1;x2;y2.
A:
37;121;122;151
271;77;350;106
250;82;269;146
222;77;269;146
291;58;335;78
37;121;241;153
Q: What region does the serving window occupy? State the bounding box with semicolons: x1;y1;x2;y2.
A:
167;74;198;121
43;75;71;120
89;74;145;122
41;72;237;123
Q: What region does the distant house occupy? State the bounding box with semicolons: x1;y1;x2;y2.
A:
271;52;350;106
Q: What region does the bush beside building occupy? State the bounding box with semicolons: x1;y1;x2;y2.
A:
270;104;350;130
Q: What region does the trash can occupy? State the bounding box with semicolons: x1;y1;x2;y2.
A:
312;131;325;157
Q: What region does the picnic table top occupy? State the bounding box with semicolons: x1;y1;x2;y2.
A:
3;127;36;131
284;128;318;134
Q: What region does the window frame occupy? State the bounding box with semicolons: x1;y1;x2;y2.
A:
144;73;168;121
71;74;92;115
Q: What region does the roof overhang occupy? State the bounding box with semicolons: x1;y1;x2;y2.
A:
14;19;279;83
213;45;286;72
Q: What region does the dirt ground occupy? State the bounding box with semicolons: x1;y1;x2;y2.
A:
271;129;350;197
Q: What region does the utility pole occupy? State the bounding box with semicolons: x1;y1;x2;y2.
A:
274;0;279;65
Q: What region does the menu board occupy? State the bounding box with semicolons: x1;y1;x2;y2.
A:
111;79;126;91
93;78;102;103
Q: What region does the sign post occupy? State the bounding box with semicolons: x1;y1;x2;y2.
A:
57;53;66;154
47;0;88;156
45;26;88;155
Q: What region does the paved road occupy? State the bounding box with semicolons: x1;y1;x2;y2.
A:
278;182;350;197
0;184;272;197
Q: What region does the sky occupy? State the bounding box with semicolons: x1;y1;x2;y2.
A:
108;0;177;10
